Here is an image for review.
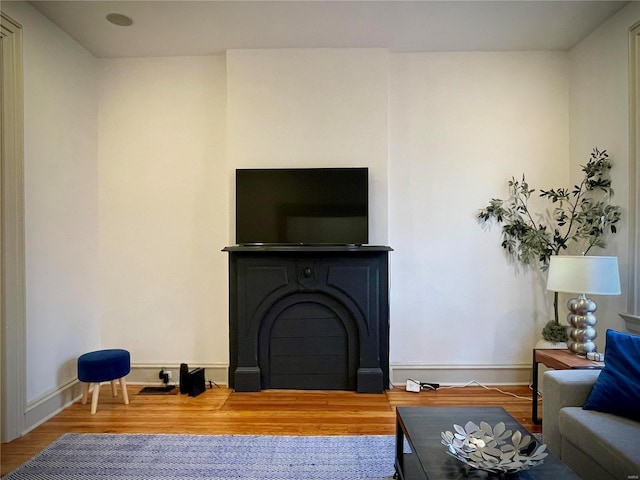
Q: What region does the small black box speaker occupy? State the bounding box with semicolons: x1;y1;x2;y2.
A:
179;364;205;397
179;363;189;394
187;367;205;397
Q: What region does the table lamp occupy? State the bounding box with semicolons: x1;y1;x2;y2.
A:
546;255;621;354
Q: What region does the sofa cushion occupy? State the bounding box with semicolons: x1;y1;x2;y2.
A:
583;329;640;422
561;440;615;480
559;407;640;480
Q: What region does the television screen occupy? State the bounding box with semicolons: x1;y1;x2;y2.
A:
236;168;368;245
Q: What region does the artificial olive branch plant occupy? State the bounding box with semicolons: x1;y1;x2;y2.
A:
477;148;622;342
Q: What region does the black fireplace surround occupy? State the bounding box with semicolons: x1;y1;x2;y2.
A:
223;245;391;393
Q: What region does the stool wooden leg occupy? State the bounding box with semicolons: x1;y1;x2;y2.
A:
111;380;118;397
81;382;90;405
119;377;129;405
90;383;100;414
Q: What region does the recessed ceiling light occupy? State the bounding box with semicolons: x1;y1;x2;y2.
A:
106;13;133;27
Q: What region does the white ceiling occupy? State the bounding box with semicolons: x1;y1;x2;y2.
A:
26;0;633;58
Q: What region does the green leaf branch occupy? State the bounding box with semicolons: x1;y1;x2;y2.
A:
477;148;622;341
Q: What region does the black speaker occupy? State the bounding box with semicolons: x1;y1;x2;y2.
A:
179;363;206;397
187;368;205;397
179;363;190;394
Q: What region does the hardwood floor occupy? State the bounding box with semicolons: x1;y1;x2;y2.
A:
1;383;541;476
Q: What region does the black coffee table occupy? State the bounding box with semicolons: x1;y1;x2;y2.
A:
395;406;580;479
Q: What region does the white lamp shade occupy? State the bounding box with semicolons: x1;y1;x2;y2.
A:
547;255;621;295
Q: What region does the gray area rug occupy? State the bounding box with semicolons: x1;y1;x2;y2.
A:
5;433;396;479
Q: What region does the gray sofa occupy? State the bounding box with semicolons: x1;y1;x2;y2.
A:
543;369;640;480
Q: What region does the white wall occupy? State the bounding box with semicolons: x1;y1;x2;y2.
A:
226;49;389;245
388;52;570;377
568;2;640;345
98;56;228;367
99;48;571;385
2;1;100;405
97;48;570;385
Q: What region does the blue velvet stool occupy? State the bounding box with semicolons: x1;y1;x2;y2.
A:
78;349;130;414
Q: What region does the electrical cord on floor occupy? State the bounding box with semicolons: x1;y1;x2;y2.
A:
529;382;543;399
437;380;534;401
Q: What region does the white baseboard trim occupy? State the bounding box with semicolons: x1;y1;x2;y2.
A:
128;363;229;387
24;377;83;435
390;363;532;387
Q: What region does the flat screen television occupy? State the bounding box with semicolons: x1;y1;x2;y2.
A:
236;167;368;245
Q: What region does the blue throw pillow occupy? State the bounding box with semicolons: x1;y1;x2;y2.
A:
583;329;640;422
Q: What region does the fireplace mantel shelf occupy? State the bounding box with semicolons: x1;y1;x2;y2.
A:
223;245;393;253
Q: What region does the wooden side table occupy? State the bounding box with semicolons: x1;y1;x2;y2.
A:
532;349;603;424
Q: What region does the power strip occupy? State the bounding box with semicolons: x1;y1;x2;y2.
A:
406;379;440;392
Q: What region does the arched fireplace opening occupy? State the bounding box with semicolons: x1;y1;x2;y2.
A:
259;294;359;390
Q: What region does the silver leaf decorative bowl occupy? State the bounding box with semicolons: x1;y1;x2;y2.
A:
440;421;548;474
